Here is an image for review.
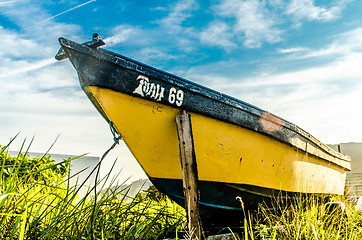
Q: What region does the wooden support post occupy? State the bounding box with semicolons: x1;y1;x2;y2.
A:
176;110;203;240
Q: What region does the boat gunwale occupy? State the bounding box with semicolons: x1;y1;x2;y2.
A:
58;37;351;167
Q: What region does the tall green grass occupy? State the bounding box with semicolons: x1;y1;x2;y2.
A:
3;138;362;240
249;195;362;240
0;141;185;239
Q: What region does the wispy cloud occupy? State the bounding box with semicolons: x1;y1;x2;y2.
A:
226;28;362;89
199;0;284;49
285;0;341;23
154;0;198;52
237;53;362;88
0;26;39;58
103;25;139;46
272;27;362;62
0;1;83;43
158;0;197;32
24;0;96;30
0;1;17;6
104;0;199;61
215;0;283;48
0;1;50;30
277;47;309;54
200;21;236;49
0;58;56;79
199;0;349;50
0;1;85;114
299;28;362;58
138;47;179;62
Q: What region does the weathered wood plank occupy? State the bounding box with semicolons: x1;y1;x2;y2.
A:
176;110;203;239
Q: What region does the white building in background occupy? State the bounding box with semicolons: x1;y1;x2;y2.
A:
9;151;99;189
328;142;362;200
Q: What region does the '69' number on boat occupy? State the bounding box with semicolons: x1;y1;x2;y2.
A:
168;87;184;106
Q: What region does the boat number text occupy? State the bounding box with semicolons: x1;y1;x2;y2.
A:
133;75;184;106
168;87;184;106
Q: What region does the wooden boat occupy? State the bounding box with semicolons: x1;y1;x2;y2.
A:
56;35;351;225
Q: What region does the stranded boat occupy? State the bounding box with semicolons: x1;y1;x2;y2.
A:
56;34;350;224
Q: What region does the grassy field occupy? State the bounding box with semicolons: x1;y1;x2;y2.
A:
1;140;362;239
243;195;362;240
0;141;185;239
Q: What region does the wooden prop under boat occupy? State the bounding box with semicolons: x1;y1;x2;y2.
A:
56;34;351;225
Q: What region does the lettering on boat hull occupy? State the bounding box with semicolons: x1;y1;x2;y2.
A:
133;75;165;101
133;75;184;106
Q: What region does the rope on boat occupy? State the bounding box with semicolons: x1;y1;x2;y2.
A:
90;122;122;240
39;121;122;239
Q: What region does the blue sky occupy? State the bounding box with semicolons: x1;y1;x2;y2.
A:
1;0;362;180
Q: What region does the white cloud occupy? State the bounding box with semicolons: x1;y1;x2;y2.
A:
0;26;41;58
104;25;166;59
0;1;49;29
229;52;362;89
200;21;237;49
0;23;80;93
204;0;283;48
289;28;362;59
158;0;197;32
0;1;83;42
285;0;341;22
105;0;198;52
138;47;179;62
151;6;168;11
277;47;309;54
199;0;350;50
24;0;96;31
103;35;126;46
104;1;199;58
103;25;139;46
0;1;17;5
0;58;56;79
153;0;198;52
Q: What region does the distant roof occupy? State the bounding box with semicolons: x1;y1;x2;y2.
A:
328;142;362;174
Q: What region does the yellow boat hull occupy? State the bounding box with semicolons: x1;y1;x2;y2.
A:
86;86;346;195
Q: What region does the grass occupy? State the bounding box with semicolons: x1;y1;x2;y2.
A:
0;140;186;239
2;138;362;240
242;194;362;240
